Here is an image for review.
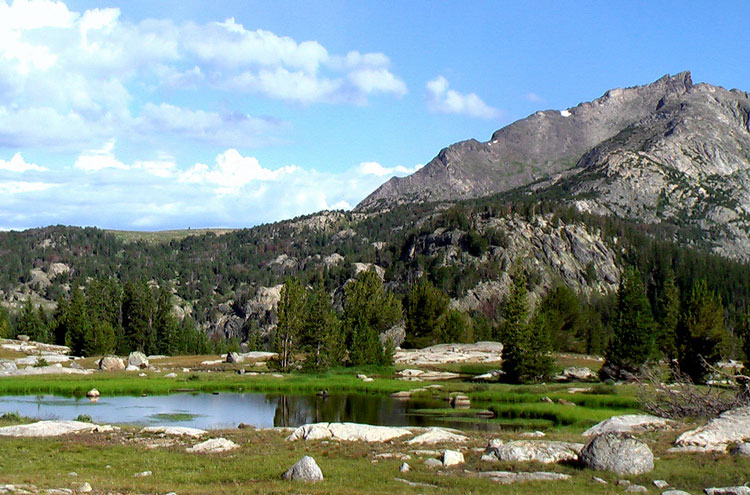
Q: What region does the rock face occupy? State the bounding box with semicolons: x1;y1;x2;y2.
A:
673;406;750;452
98;356;125;371
0;420;116;437
286;422;412;443
359;72;694;210
579;433;654;475
394;342;503;366
127;352;149;369
487;440;584;464
583;414;674;437
282;456;323;482
140;426;206;438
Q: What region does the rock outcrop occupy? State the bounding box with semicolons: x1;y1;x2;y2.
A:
582;414;674;437
672;406;750;452
0;421;116;437
486;440;584;464
287;422;412;443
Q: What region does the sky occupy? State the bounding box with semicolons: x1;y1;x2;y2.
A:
1;0;749;231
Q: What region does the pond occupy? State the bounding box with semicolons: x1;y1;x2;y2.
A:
0;392;501;431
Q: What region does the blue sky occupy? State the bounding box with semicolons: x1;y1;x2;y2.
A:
1;0;749;230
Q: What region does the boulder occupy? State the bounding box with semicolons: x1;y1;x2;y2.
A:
17;334;30;342
140;426;206;438
226;352;243;363
186;438;238;453
583;414;674;437
625;485;647;493
86;388;100;398
98;356;125;371
399;462;410;473
282;456;323;482
406;427;468;445
287;422;412;443
164;372;177;378
127;351;149;369
704;488;750;495
579;433;654;475
488;440;584;464
673;406;750;453
423;458;443;468
442;449;464;466
125;365;139;371
730;442;750;456
0;420;116;437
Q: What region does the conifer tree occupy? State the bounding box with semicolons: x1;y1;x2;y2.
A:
122;280;156;354
0;305;10;339
64;287;91;356
657;271;680;363
300;283;342;371
154;285;178;356
274;278;306;372
676;279;726;383
17;297;48;343
404;278;449;348
602;267;656;378
500;269;535;382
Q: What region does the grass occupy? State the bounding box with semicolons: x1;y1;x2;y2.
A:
0;423;747;495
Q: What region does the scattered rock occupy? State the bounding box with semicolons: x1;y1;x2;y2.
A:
374;452;411;461
541;396;554;403
0;420;116;437
85;388;100;398
625;484;647;493
17;334;30;342
579;433;654;475
71;482;92;493
583;414;674;437
556;367;595;381
520;431;546;438
125;364;139;371
450;394;471;408
394;342;503;366
69;362;83;370
423;458;442;468
164;372;177;378
356;374;368;380
593;476;608;484
399;462;410;473
617;480;632;487
394;368;461;381
704;488;750;495
477;471;571;484
654;480;670;489
673;406;750;453
132;471;152;478
472;369;505;381
442;449;464;466
127;351;149;369
140;426;206;438
390;390;412;399
186;438;238;453
406;427;468;445
281;456;323;482
287;422;412;442
98;356;125;371
487;440;584;464
663;491;692;495
730;442;750;456
362;377;374;382
557;398;576;406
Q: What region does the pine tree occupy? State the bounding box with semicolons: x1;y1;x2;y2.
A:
676;279;726;383
17;297;47;342
657;271;680;363
0;305;10;339
602;267;656;379
300;284;342;371
343;270;401;366
404;278;449;348
154;285;178;356
500;269;529;381
64;287;91;356
274;278;306;372
122;280;156;354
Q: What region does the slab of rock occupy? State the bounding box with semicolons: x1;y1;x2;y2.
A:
127;351;149;369
394;368;461;381
663;491;692;495
583;414;674;437
406;427;468;445
140;426;206;438
673;406;750;453
98;356;125;371
487;440;584;464
704;488;750;495
0;363;92;377
477;471;571;484
625;484;647;493
282;456;323;482
442;449;464;466
654;479;670;489
579;433;654;475
287;422;412;442
423;458;443;468
0;421;116;437
186;438;238;453
394;342;503;366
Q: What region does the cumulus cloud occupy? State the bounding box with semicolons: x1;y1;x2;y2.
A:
426;75;499;119
0;150;420;230
0;0;406;150
524;92;543;102
0;152;47;172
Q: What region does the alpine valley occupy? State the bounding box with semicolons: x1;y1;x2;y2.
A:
3;71;750;352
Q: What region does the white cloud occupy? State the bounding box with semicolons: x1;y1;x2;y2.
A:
524;92;543;102
0;149;420;230
0;152;47;172
74;140;129;171
0;1;406;150
426;75;499;119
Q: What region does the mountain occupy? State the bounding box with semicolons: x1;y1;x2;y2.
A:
358;72;695;209
359;71;750;259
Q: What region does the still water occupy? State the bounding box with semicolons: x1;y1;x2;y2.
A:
0;392;491;430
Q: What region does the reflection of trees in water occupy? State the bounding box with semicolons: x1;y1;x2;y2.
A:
268;394;450;428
